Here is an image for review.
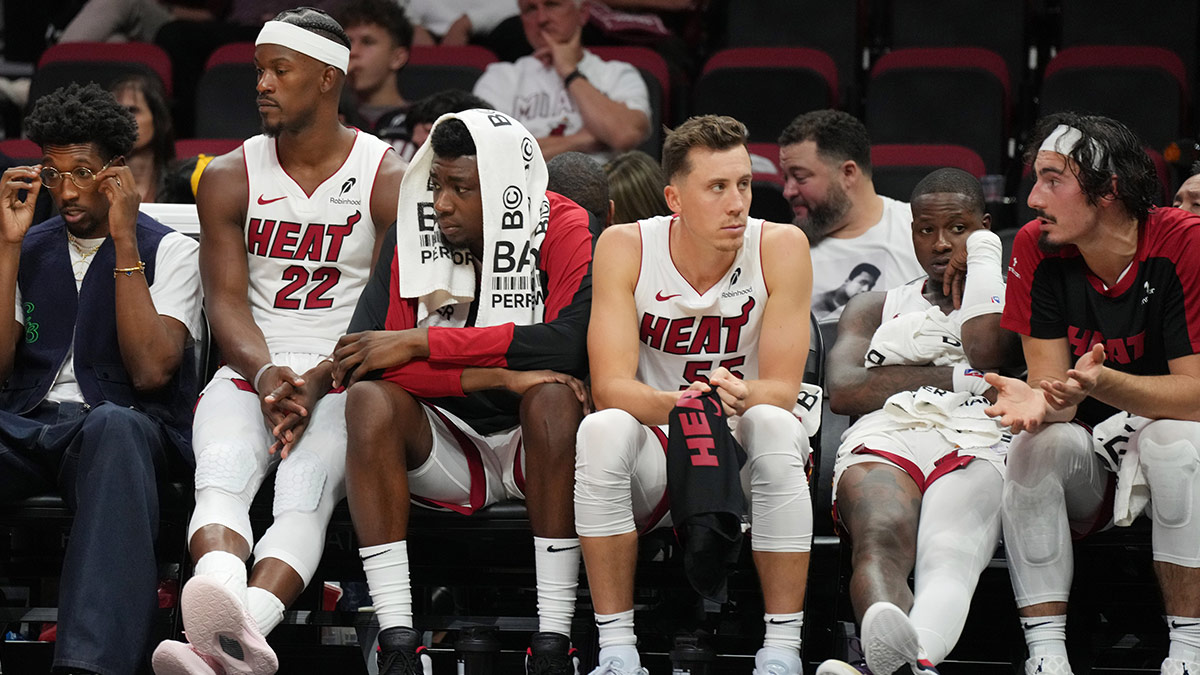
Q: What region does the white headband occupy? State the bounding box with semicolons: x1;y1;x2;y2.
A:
256;20;349;73
1039;123;1107;171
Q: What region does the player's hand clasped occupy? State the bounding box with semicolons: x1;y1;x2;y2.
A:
684;366;750;417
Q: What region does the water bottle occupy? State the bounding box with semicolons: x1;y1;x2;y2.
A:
455;625;501;675
669;634;714;674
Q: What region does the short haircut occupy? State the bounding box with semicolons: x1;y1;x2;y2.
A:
910;167;985;214
661;115;748;182
337;0;414;49
848;262;881;281
25;82;138;161
430;117;476;158
110;73;176;168
406;90;492;137
272;6;350;49
1191;160;1200;177
547;152;610;219
778;109;872;176
1024;112;1158;222
605;150;670;223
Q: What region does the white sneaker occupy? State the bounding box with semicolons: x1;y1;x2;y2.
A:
181;576;279;674
588;652;648;675
861;602;920;675
1024;655;1073;674
815;660;872;674
1162;657;1200;675
152;639;226;674
753;646;802;674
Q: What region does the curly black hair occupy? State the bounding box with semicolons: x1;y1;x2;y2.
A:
273;6;351;48
1024;112;1158;222
25;82;138;161
430;118;477;159
778;109;872;176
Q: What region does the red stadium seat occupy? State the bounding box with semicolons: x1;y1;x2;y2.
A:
398;45;498;103
1039;46;1188;153
870;144;987;202
866;47;1010;173
175;138;242;158
205;42;256;70
887;0;1031;92
1060;0;1198;85
37;41;172;95
0;139;42;163
695;48;839;144
195;43;259;140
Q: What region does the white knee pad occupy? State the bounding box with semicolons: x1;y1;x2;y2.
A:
574;409;646;538
273;453;329;516
739;405;812;554
1138;420;1200;567
188;439;267;544
254;454;345;588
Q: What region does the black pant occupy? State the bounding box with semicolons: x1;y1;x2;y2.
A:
0;401;175;675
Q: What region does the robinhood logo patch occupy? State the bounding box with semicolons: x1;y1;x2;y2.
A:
331;177;361;205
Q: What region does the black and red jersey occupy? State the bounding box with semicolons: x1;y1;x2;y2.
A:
1002;207;1200;425
348;191;593;434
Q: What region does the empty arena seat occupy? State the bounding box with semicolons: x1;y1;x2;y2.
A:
719;0;862;109
1060;0;1198;85
194;43;259;140
1038;46;1188;154
0;139;41;163
29;41;173;112
870;143;987;202
398;45;498;103
887;0;1031;91
695;48;839;144
865;47;1010;174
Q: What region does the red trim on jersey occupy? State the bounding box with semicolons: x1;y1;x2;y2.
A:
667;216;711;296
367;147;392;224
241;144;251;216
639;426;672;534
412;405;488;515
633;220;643;291
276;129;361;199
925;449;975;486
231;378;257;394
849;444;977;494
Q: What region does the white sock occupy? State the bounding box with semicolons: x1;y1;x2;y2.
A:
247;586;285;636
1168;616;1200;664
194;550;249;605
595;609;636;649
1022;615;1068;658
763;611;803;654
533;536;581;636
360;541;412;630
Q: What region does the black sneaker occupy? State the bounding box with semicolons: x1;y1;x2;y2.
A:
526;632;580;675
378;627;433;675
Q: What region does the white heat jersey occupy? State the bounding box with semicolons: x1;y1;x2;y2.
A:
242;131;391;354
880;277;958;326
634;215;768;391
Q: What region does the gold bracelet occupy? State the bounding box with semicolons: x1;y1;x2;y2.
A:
114;261;146;278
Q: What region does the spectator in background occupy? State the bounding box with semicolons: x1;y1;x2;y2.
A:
397;89;492;158
604;148;669;224
109;74;177;203
1173;161;1200;215
473;0;650;162
547;150;612;236
59;0;222;43
779;110;923;325
406;0;518;47
339;0;414;136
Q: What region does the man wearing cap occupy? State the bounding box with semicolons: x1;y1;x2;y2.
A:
151;7;404;674
986;112;1200;675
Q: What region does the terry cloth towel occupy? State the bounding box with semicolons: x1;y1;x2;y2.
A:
667;388;747;604
865;305;964;368
1091;411;1152;527
841;385;1004;451
395;108;549;327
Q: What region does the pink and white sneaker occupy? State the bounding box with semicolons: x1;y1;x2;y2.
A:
152;639;226;675
180;575;279;674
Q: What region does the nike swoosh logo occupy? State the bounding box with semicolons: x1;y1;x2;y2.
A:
1022;621;1052;630
767;619;796;624
655;291;681;301
596;618;620;625
1172;621;1200;629
547;545;580;553
361;549;391;561
257;195;287;205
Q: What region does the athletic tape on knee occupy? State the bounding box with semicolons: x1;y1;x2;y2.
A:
195;439;261;496
958;229;1006;323
273;454;329;515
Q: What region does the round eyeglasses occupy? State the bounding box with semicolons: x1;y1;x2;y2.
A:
39;157;120;190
